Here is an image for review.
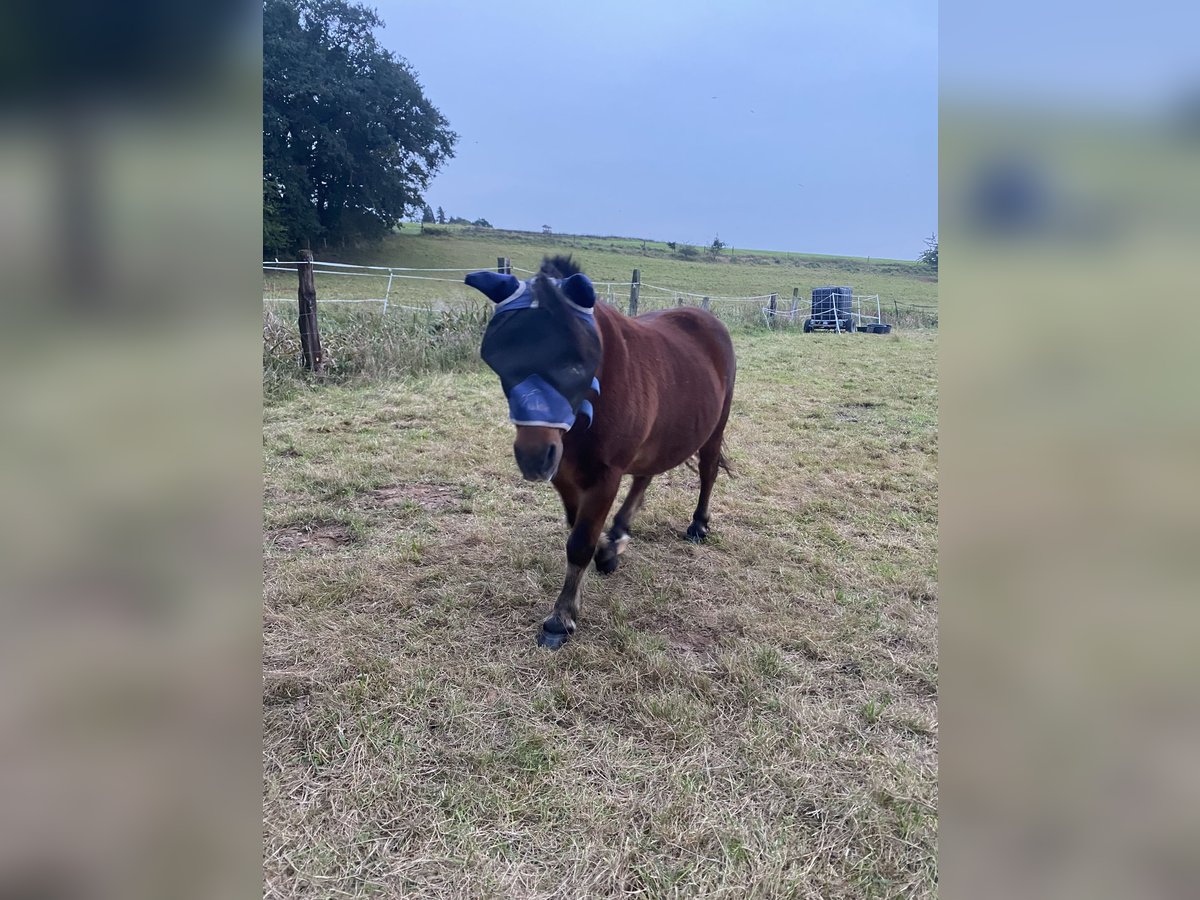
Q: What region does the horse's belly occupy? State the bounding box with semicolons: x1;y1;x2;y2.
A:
626;391;726;475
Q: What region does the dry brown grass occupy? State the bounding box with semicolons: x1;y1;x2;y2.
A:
263;330;938;898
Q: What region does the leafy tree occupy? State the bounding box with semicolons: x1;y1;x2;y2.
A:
709;236;726;256
263;0;457;252
666;241;677;251
472;218;492;228
436;206;446;224
421;204;435;224
542;225;552;234
263;181;291;257
919;233;938;271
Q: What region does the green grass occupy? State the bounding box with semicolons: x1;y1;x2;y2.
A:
265;225;939;317
263;302;490;400
398;221;926;267
263;226;938;399
263;329;938;898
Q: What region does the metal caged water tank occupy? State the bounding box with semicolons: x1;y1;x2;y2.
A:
805;286;855;332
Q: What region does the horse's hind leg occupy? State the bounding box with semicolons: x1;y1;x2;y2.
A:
594;475;653;574
687;435;727;543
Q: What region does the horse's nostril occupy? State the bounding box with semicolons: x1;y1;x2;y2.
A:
513;443;557;480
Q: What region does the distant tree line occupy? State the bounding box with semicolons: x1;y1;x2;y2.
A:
263;0;458;255
420;204;491;228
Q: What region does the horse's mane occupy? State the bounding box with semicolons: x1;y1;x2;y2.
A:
539;254;582;278
532;255;595;349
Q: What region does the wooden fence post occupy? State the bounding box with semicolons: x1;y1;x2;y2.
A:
629;269;640;316
702;296;710;310
768;293;778;316
297;250;323;373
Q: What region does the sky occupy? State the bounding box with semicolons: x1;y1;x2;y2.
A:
375;1;937;260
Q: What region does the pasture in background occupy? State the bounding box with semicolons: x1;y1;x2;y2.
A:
263;226;938;398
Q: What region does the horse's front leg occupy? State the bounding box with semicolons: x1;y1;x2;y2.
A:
594;475;653;574
538;472;621;649
551;472;581;527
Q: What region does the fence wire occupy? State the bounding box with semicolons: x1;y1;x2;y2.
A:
263;260;937;329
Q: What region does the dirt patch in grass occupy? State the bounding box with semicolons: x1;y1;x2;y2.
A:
267;522;353;551
666;625;720;654
361;483;462;511
263;671;316;707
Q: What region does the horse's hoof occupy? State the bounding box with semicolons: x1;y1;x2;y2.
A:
594;547;619;575
537;628;571;650
537;616;574;650
686;522;708;543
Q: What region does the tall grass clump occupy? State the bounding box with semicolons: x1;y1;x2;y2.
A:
263;303;489;400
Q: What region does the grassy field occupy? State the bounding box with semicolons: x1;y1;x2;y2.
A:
264;225;939;317
263;328;938;898
263;226;938;396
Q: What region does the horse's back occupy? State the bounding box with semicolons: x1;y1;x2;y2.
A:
634;306;736;391
597;305;735;474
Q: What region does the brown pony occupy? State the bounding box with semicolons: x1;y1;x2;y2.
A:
466;256;736;648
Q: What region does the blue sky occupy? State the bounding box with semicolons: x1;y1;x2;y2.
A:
376;1;937;260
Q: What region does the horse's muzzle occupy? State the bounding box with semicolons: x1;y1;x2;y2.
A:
514;441;561;481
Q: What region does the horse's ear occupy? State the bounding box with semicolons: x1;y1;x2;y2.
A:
560;273;596;309
465;271;520;303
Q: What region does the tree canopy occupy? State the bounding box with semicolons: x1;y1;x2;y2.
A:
263;0;457;254
919;233;938;271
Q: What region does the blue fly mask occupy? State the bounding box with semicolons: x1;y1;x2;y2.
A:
465;270;602;430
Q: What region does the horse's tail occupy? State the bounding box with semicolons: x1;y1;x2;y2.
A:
686;443;735;477
717;444;735;478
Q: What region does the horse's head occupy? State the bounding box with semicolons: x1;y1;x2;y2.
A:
466;256;601;482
